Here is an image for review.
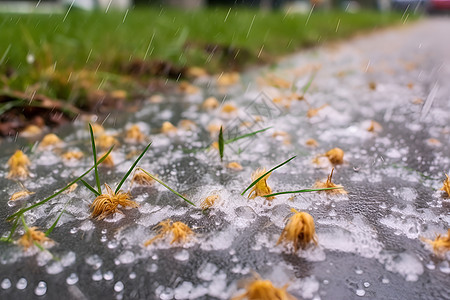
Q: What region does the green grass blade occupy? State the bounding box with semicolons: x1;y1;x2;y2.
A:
45;200;71;236
241;155;296;196
5;216;20;241
89;123;102;194
218;126;224;162
80;179;101;196
7;146;114;221
225;127;272;144
138;168;195;206
301;72;316;94
115;142;152;194
263;187;343;197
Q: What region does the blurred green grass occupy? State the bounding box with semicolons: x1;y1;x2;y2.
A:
0;7;410;106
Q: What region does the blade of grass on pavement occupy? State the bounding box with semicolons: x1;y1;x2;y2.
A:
225;127;272;144
45;200;71;236
263;187;343;197
218;126;224;162
80;179;101;196
241;155;296;196
138;168;195;206
115;142;152;194
7;146;114;221
89;123;102;194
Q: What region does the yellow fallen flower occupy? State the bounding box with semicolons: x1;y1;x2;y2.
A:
97;134;119;150
232;276;296;300
7;150;31;179
248;168;274;201
125;125;146;143
90;184;138;220
39;133;62;148
131;171;155;186
201;194;219;210
202;97;219;110
314;168;347;194
10;190;35;201
144;219;193;246
441;174;450;197
422;229;450;255
161;121;177;134
324;147;345;165
277;208;318;252
18;226;52;249
227;162;243;171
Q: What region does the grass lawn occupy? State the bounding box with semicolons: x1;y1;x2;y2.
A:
0;7;410;115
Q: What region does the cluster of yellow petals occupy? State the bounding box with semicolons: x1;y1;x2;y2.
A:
90;184;137;220
144;219;193;246
277;208;318;252
232;276;296;300
248;168;274;200
7;150;31;179
423;229;450;255
18;227;52;249
314;168;347;194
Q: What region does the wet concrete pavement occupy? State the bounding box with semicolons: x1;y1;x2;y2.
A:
1;17;449;300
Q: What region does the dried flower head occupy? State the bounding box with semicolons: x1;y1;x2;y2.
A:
62;151;84;161
207;124;222;136
125;125;146;143
18;227;52;249
324;147;344;164
7;150;31;179
201;194;219;210
221;103;238;113
227;162;243;171
307;104;327;118
272;131;291;145
314;168;347;194
179;81;199;94
10;190;35;201
187;66;208;78
179;119;197;131
367;120;383;133
368;81;377;90
232;276;296;300
277;208;318;252
248;168;274;200
217;72;240;86
99;152;114;167
202;97;219;110
90;184;138;220
161;121;177;134
426;138;441;147
39;133;62;148
97;134;119;150
441;174;450;197
422;229;450;255
20;125;42;137
91;124;105;136
144;219;193;246
305;138;318;147
131;171;155;186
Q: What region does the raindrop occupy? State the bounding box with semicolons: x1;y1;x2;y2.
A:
34;281;47;296
92;270;102;281
129;272;136;280
118;250;135;264
363;282;370;288
1;278;11;289
355;268;363;275
100;235;108;242
66;273;79;285
438;261;450;274
235;206;256;219
101;229;107;234
381;277;389;284
70;227;78;234
114;281;124;293
16;277;27;290
107;240;119;249
356;289;365;297
103;271;114;281
174;249;189;262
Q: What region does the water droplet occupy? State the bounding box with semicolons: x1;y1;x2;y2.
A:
381;277;389;284
92;270;102;281
174;249;189;261
114;281;124;292
235;206;256;219
323;280;329;285
107;239;119;249
85;254;103;270
118;250;135;264
146;264;158;273
355;268;363;275
363;282;370;288
356;289;365;297
16;278;27;290
152;254;158;260
103;271;114;281
425;262;435;270
129;272;136;279
70;227;78;234
66;273;79;285
101;229;107;234
438;261;450;274
34;281;47;296
1;278;11;289
100;235;107;242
